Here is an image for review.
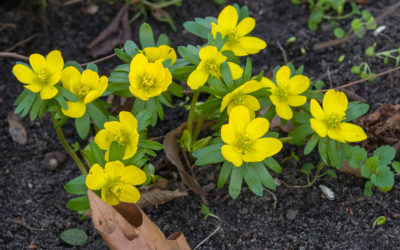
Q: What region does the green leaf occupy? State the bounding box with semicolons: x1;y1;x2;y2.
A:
364;180;373;197
373;145;396;166
193;143;224;165
243;57;252;82
156;34;170;46
29;95;41;120
86;62;98;73
372;216;386;228
300;162;315;175
333;27;345;38
252;162;276;190
370;165;394;188
60;229;88;246
318;137;329;165
177;45;200;65
362;156;379;178
114;48;132;64
392;161;400;174
201;204;210;220
327;139;343;168
168;82;185;97
87;102;108;129
108;141;124;161
124;40;139;58
347;145;367;168
14;89;29;106
229;166;243;199
66;196;90;211
139;140;163;150
114;64;130;73
304;133;319;155
75;112;90;139
64;175;88;195
243;163;263;196
262;157;282;173
139;23;155;48
89;140;106;166
183;19;211;39
345;102;369;122
325;169;337;179
220;62;234;90
217;161;233;189
54;94;68;110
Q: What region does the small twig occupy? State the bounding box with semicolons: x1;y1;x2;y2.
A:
5;33;40;52
79;53;116;66
47;0;83;7
318;65;400;92
0;52;29;61
276;41;288;64
148;135;165;141
264;188;277;208
327;65;333;89
194;214;222;250
0;23;17;32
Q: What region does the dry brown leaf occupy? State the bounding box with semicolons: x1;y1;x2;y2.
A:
163;122;206;202
7;112;27;145
88;190;191;250
137;178;187;207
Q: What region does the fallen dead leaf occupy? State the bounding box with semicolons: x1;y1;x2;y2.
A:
7;112;27;145
138;178;187;207
163;122;206;203
88;190;191;250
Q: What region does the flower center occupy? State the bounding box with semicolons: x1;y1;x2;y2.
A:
77;86;91;100
236;136;253;153
37;69;49;82
232;94;245;105
140;74;156;90
276;87;288;101
113;134;127;146
226;30;237;44
206;62;219;76
327;113;344;129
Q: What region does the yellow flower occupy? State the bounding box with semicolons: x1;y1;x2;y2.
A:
12;50;64;99
86;161;146;205
95;111;139;160
221;105;283;167
187;46;243;90
262;66;310;120
310;89;367;143
211;5;266;56
221;80;264;115
61;67;108;118
142;45;177;65
129;53;172;101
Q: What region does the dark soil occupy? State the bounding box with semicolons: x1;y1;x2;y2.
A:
1;0;400;249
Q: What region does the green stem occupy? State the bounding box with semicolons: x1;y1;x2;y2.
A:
279;136;292;143
187;91;200;136
280;160;325;189
51;113;87;175
193;113;206;141
141;0;182;8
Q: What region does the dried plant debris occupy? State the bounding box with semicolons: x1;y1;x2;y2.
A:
359;104;400;151
7;112;27;145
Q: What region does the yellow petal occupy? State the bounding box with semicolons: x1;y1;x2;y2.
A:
239;80;264;94
130;54;148;76
84;90;101;104
117;184;141;203
218;5;238;32
327;128;345;143
13;64;36;84
221;145;243;167
246;117;269;140
24;82;42;93
119;111;138;130
310;118;328;137
276;66;291;88
45;50;64;74
340;123;367;142
105;161;125;180
104;121;122;135
86;164;106;190
48;71;61;85
310;99;325;119
29;53;46;73
227;62;243;80
94;129;113;150
62;101;86;118
101;188;120;205
243;138;282;162
288;75;310;95
229;105;251;133
221;124;236;144
236;36;266;56
241;95;260;111
236;17;255;36
120;166;146;185
61;66;81;94
224;43;248;57
124;134;138;160
221;91;235;112
40;85;58;99
287;95;307;107
187;68;209;90
323;89;348;115
275;102;293;120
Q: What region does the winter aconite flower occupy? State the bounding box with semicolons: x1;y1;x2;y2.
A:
129;53;172;101
86;161;146;205
221;80;264;115
310;89;367;143
221;105;283;167
211;5;266;56
263;66;310;120
95;111;139;160
12;50;64;99
142;45;177;65
61;67;108;118
187;46;243;90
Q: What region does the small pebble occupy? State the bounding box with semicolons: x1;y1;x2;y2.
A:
28;183;33;189
319;184;335;200
286;209;298;221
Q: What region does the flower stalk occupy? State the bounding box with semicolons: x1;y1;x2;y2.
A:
187;90;200;136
